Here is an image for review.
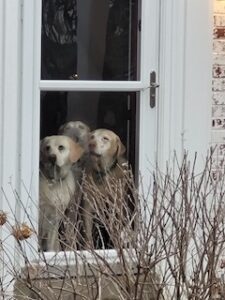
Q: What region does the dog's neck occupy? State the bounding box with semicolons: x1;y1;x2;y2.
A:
39;165;69;184
92;159;118;181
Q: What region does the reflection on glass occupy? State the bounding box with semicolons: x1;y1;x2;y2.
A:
41;0;139;80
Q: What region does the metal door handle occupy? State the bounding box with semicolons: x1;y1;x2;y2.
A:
150;71;159;108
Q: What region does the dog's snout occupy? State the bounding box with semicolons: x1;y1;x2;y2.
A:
49;154;57;164
89;142;96;150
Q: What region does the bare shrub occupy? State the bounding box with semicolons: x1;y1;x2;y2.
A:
1;153;225;299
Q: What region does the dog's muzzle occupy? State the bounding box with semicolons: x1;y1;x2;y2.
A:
41;156;62;181
90;151;101;158
48;154;57;164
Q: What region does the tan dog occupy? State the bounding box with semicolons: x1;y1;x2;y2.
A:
39;135;84;251
82;129;128;247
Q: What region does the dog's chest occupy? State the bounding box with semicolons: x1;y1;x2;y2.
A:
39;172;75;211
87;166;126;195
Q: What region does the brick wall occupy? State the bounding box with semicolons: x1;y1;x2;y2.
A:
212;1;225;177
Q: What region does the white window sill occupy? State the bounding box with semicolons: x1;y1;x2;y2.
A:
20;249;138;280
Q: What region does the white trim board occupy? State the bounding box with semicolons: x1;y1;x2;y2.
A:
158;0;212;171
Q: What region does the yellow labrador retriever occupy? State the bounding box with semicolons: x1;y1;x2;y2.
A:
39;135;84;251
82;129;129;247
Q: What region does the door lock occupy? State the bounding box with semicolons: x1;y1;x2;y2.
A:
150;71;159;108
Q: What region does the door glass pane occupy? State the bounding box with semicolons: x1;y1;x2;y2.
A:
40;91;137;164
39;92;138;251
41;0;140;80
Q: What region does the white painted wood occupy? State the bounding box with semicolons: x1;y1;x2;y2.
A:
0;0;22;293
1;0;20;208
0;0;41;295
183;0;212;162
158;0;212;171
40;80;149;91
20;249;137;278
0;0;4;211
138;0;160;190
158;0;187;168
19;0;42;261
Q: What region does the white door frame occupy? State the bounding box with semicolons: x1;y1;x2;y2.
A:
18;0;161;259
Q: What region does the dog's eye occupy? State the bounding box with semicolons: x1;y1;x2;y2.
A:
103;136;109;141
58;145;65;151
78;124;84;130
45;146;50;152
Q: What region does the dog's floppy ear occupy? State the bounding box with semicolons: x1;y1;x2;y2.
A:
39;139;44;161
116;137;126;157
69;139;84;163
39;137;49;159
58;123;66;135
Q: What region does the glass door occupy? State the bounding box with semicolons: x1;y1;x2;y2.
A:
36;0;159;251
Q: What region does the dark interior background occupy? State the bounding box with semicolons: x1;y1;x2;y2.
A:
41;0;140;168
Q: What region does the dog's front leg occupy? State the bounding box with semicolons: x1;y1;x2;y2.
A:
83;201;94;248
47;227;60;251
49;212;64;251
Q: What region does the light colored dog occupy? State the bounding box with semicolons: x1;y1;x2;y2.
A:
82;129;128;247
39;135;84;251
58;121;90;152
58;121;91;180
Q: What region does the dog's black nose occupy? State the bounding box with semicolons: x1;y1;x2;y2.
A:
89;142;96;150
49;154;56;164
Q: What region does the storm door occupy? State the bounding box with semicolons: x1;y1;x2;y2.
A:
39;0;159;251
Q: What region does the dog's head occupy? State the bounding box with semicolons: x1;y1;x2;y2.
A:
88;129;126;171
40;135;84;180
58;121;90;151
